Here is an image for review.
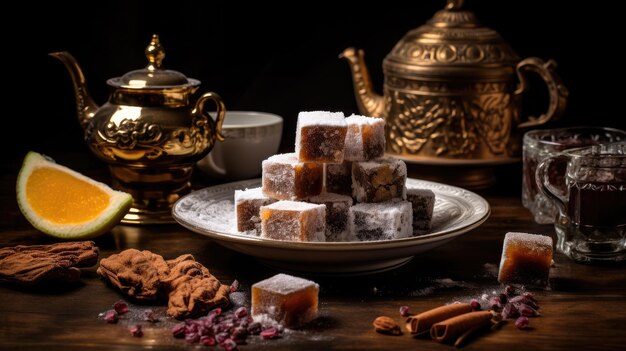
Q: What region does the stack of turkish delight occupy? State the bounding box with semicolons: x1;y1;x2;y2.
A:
234;111;435;242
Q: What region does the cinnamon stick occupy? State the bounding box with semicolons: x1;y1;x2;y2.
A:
405;303;473;334
430;311;493;343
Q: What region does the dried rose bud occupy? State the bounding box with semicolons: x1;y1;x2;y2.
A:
113;300;129;314
260;327;281;339
201;335;216;346
215;332;230;344
470;299;481;311
234;307;248;319
129;324;143;337
230;280;240;293
501;303;519;319
399;305;411;317
518;303;540;317
515;316;530;330
522;292;537;301
221;338;238;351
185;332;200;343
231;326;248;344
172;323;186;338
104;310;118;324
489;297;502;311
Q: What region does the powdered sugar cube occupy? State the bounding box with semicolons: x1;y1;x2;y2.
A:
344;115;385;161
235;187;276;234
349;201;412;241
498;232;553;287
308;193;353;241
251;273;319;328
262;153;323;200
406;188;435;234
352;157;407;203
295;111;347;163
260;201;326;242
325;161;352;196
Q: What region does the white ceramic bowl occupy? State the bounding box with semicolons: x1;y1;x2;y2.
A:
197;111;283;180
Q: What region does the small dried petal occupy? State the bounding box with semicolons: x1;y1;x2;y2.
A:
470;299;481;311
172;323;186;338
509;295;540;310
221;338;238;351
522;292;537;303
129;324;143;337
201;335;216;346
230;280;240;293
399;305;410;317
234;307;248;319
113;300;129;314
104;310;118;324
515;316;530;329
518;303;540;317
260;327;281;339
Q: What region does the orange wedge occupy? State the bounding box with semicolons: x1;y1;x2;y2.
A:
16;152;132;239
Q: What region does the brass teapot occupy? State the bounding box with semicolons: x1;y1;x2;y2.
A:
51;34;226;224
341;0;568;164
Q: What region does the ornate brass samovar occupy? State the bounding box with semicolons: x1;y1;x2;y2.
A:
342;0;568;168
51;35;226;224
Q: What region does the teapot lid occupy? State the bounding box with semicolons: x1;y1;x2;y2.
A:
107;34;200;89
384;0;520;77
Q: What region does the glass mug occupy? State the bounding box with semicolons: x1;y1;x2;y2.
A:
522;127;626;224
537;143;626;262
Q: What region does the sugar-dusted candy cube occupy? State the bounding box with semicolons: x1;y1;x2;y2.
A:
344;115;386;161
295;111;347;163
235;187;277;234
352;157;407;203
308;193;353;241
498;232;553;287
349;201;412;241
252;273;319;328
262;153;323;200
325;161;352;196
406;188;435;234
260;200;326;242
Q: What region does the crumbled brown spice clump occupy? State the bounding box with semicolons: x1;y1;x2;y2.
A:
97;249;230;319
0;241;98;285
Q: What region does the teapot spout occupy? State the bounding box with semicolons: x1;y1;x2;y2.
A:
49;52;99;130
339;48;386;118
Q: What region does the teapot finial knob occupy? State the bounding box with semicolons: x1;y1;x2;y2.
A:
446;0;464;10
145;34;165;71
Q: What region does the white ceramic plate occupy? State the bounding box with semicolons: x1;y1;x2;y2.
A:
172;178;490;275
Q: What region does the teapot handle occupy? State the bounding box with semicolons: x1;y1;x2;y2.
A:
193;92;226;142
514;57;569;128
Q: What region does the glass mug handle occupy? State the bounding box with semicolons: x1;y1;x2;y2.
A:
535;154;569;212
515;57;569;128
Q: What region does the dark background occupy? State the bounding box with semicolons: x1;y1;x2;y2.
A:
4;0;625;163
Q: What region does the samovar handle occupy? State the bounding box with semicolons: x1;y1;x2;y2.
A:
515;57;569;128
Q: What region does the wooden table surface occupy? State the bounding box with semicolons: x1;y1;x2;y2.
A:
1;152;625;351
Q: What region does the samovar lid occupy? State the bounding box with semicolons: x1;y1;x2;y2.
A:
384;0;520;77
107;34;200;89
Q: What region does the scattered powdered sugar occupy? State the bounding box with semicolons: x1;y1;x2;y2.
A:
177;198;236;233
409;278;476;297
